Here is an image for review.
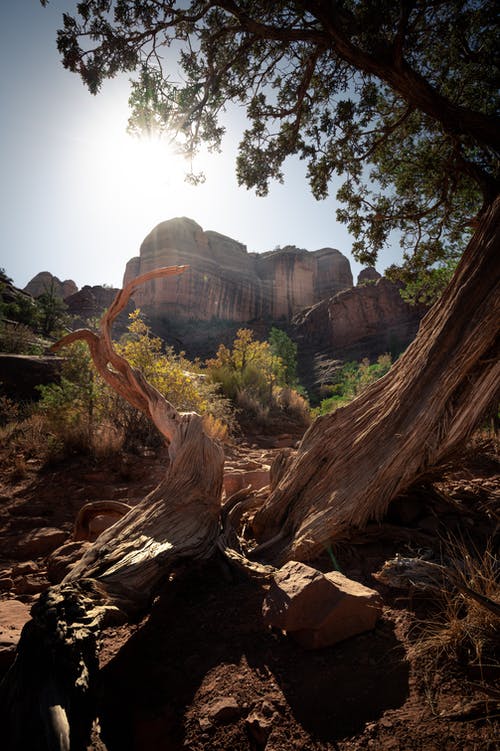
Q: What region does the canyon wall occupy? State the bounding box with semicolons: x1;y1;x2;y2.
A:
123;217;353;321
294;278;424;362
19;219;426;395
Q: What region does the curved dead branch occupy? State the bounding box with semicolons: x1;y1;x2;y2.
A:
52;265;188;447
0;264;227;751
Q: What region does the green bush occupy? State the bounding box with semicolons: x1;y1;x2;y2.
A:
206;328;309;424
314;354;393;416
35;311;235;458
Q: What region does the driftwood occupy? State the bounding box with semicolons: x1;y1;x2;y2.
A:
0;266;225;750
73;501;132;541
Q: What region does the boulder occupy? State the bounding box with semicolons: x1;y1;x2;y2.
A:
0;599;31;672
14;527;68;559
262;561;382;649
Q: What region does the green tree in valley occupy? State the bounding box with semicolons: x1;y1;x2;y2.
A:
268;327;299;388
37;280;69;337
43;1;499;558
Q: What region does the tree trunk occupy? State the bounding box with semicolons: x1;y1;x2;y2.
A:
0;266;225;751
252;196;500;564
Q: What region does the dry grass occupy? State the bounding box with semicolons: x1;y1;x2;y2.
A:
274;386;311;425
409;536;500;674
0;414;48;459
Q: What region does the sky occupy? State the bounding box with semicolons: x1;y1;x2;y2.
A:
0;2;404;292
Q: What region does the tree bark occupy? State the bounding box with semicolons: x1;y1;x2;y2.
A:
252;196;500;564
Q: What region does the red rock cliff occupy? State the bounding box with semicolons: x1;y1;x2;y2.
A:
123;218;353;321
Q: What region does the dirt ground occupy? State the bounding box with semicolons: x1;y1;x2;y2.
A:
0;434;498;750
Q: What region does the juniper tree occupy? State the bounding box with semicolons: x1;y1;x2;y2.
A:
47;0;499;555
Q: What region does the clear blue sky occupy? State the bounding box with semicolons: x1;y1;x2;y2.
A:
0;2;403;291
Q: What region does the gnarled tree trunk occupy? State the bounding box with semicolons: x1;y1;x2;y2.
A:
0;266;225;750
252;195;500;564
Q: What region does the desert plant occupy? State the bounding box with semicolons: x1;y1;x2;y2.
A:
268;327;299;388
0;322;42;354
34;311;235;457
36;340;100;456
0;413;52;469
409;537;500;676
207;328;310;425
314;354;393;415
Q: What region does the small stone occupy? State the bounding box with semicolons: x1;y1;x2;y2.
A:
12;561;39;575
13;575;47;595
206;696;240;724
246;709;274;745
14;527;68;558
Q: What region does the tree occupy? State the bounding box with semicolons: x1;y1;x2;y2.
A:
206;327;281;421
37;280;69;337
268;327;299;387
0;266;227;750
46;0;498;559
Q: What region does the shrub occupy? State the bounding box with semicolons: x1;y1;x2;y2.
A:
409;537;500;685
207;328;310;426
0;322;42;354
313;354;393;416
34;311;235;458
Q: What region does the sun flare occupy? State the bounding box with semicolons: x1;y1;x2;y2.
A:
79;120;219;229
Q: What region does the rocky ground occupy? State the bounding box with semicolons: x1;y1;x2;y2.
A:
0;431;498;750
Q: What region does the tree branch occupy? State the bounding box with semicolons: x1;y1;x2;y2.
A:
52;265;189;444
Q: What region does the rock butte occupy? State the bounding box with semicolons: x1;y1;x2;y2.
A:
123;217;354;321
19;217;426;384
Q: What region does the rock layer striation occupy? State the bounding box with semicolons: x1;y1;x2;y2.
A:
123;217;353;321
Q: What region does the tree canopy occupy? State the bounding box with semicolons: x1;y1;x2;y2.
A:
47;0;498;279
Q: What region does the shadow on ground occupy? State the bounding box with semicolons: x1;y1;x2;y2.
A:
97;561;409;750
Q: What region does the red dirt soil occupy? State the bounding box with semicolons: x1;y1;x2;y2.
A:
0;436;498;750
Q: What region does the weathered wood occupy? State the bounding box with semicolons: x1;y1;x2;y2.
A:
0;266;225;750
73;500;132;541
252;196;500;564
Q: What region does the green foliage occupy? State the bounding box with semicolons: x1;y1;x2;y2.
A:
0;268;13;285
314;354;392;416
387;255;461;306
36;282;69;337
0;268;69;349
268;327;298;388
0;322;42;355
36;341;100;455
51;1;498;280
207;328;276;405
206;327;309;424
1;295;40;329
36;310;234;457
117;310;229;417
